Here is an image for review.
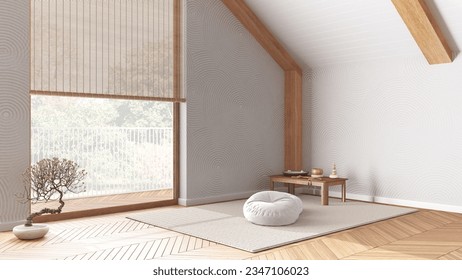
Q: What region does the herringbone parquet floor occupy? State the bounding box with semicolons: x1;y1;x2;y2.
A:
2;202;462;260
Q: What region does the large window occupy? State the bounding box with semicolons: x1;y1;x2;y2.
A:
32;96;173;199
30;0;181;212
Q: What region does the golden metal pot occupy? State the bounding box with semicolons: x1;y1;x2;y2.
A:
311;168;323;175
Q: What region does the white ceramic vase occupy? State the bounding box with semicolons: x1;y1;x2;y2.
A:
13;224;49;240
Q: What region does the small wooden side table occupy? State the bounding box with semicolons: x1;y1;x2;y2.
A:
269;175;348;206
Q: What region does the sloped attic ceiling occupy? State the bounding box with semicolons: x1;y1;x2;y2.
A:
245;0;461;68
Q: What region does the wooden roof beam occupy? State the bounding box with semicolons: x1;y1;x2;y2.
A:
222;0;301;73
392;0;453;64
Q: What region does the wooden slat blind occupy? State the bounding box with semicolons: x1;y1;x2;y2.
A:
31;0;182;102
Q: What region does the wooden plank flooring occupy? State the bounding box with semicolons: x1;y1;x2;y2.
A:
2;206;462;260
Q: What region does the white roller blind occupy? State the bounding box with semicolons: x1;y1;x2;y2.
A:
31;0;182;102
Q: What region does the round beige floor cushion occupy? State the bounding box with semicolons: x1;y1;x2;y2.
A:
243;191;303;226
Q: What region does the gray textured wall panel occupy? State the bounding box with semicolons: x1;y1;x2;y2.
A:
0;0;30;228
184;0;284;202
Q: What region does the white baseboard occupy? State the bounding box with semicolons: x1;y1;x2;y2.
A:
328;190;462;214
180;187;462;214
178;190;260;206
266;186;462;214
0;220;25;232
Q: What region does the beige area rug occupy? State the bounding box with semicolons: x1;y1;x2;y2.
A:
127;194;416;253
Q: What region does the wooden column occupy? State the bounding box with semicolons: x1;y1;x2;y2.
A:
285;70;302;170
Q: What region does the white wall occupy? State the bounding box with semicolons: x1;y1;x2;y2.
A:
0;0;30;231
309;55;462;212
180;0;285;205
302;71;312;173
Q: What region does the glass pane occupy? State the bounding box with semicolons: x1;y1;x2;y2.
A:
31;95;173;203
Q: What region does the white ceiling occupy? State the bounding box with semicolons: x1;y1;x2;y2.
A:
245;0;462;68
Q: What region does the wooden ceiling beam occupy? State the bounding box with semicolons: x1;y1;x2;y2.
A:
392;0;453;64
222;0;301;73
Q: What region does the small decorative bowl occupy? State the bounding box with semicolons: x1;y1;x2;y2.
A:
311;168;323;175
